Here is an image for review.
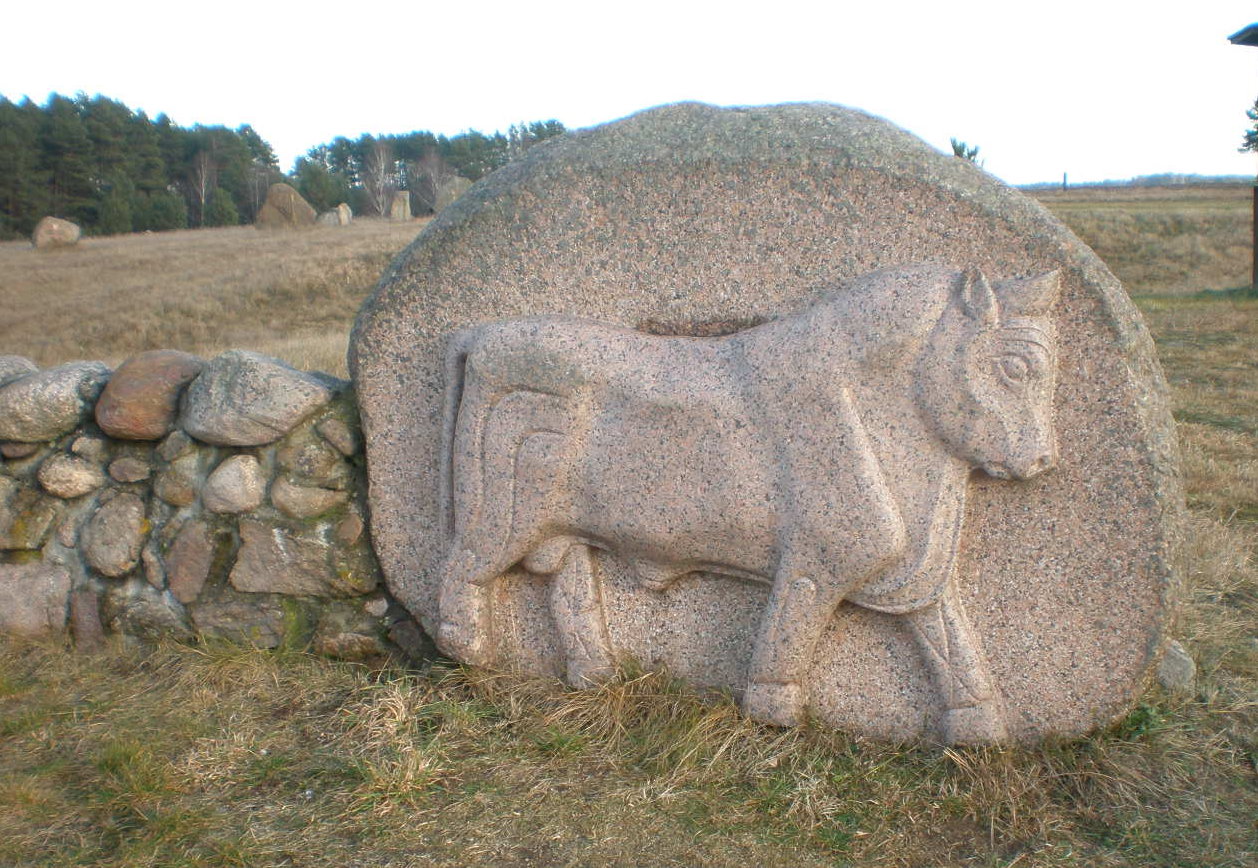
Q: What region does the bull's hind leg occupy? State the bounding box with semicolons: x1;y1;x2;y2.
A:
436;548;504;667
903;584;1007;745
529;541;615;686
437;385;569;669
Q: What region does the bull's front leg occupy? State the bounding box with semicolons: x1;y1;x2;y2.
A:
540;542;616;686
903;583;1007;745
744;535;904;727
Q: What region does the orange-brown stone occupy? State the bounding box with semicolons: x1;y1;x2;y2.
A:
95;350;204;440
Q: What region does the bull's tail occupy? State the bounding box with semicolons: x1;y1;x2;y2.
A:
439;327;482;540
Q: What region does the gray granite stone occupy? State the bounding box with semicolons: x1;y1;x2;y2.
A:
230;519;373;597
0;356;38;388
166;519;216;604
153;452;203;507
83;492;148;577
271;476;347;518
37;453;107;499
0;362;111;442
1157;640;1196;693
109;456;152;483
350;102;1182;744
0;563;71;636
202;454;265;514
180;350;333;446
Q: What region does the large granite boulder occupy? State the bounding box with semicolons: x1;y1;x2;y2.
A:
32;216;81;248
349;103;1181;744
256;183;317;229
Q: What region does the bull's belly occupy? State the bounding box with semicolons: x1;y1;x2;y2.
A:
560;399;778;575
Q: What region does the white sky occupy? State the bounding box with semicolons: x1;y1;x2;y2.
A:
3;1;1257;185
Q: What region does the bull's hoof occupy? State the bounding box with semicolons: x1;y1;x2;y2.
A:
742;681;806;727
940;702;1008;745
436;621;494;668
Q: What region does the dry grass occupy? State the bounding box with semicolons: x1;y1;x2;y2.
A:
1032;185;1252;294
0;219;426;377
0;189;1256;866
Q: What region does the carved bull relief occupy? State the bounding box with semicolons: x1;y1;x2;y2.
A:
434;263;1061;745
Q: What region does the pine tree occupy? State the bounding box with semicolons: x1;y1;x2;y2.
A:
203;187;239;226
96;175;134;235
39;94;96;222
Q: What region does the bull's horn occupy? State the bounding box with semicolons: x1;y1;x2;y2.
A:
998;270;1061;317
959;267;998;323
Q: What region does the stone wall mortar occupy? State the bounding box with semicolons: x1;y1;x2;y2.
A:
0;349;429;662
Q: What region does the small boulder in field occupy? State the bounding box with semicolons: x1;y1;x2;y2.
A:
32;216;81;249
318;203;353;226
256;183;317;229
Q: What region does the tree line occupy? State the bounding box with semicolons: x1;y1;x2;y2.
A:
0;92;566;239
293;120;565;217
0;94;282;238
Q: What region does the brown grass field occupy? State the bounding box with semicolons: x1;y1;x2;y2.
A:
0;190;1255;866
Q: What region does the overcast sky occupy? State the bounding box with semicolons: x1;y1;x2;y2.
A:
4;2;1257;185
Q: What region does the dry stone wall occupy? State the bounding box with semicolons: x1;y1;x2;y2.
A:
0;349;429;662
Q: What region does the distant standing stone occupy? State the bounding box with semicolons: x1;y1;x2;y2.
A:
180;350;334;446
0;563;71;636
388;190;411;221
37;453;107;499
202;454;265;513
256;183;317;229
83;492;148;577
32;216;81;249
96;350;205;440
0;362;111;442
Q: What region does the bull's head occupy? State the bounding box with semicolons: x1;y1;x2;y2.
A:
914;268;1061;480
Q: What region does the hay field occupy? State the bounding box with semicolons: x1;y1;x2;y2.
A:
0;219;426;377
1032;183;1252;294
0;190;1255;866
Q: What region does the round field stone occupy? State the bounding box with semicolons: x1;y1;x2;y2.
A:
96;349;204;440
350;102;1181;743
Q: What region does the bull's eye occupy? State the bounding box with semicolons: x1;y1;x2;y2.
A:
997;355;1029;386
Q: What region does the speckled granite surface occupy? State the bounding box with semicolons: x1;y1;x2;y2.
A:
351;102;1182;743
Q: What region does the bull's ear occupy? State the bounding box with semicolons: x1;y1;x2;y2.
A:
999;269;1061;316
959;268;998;324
